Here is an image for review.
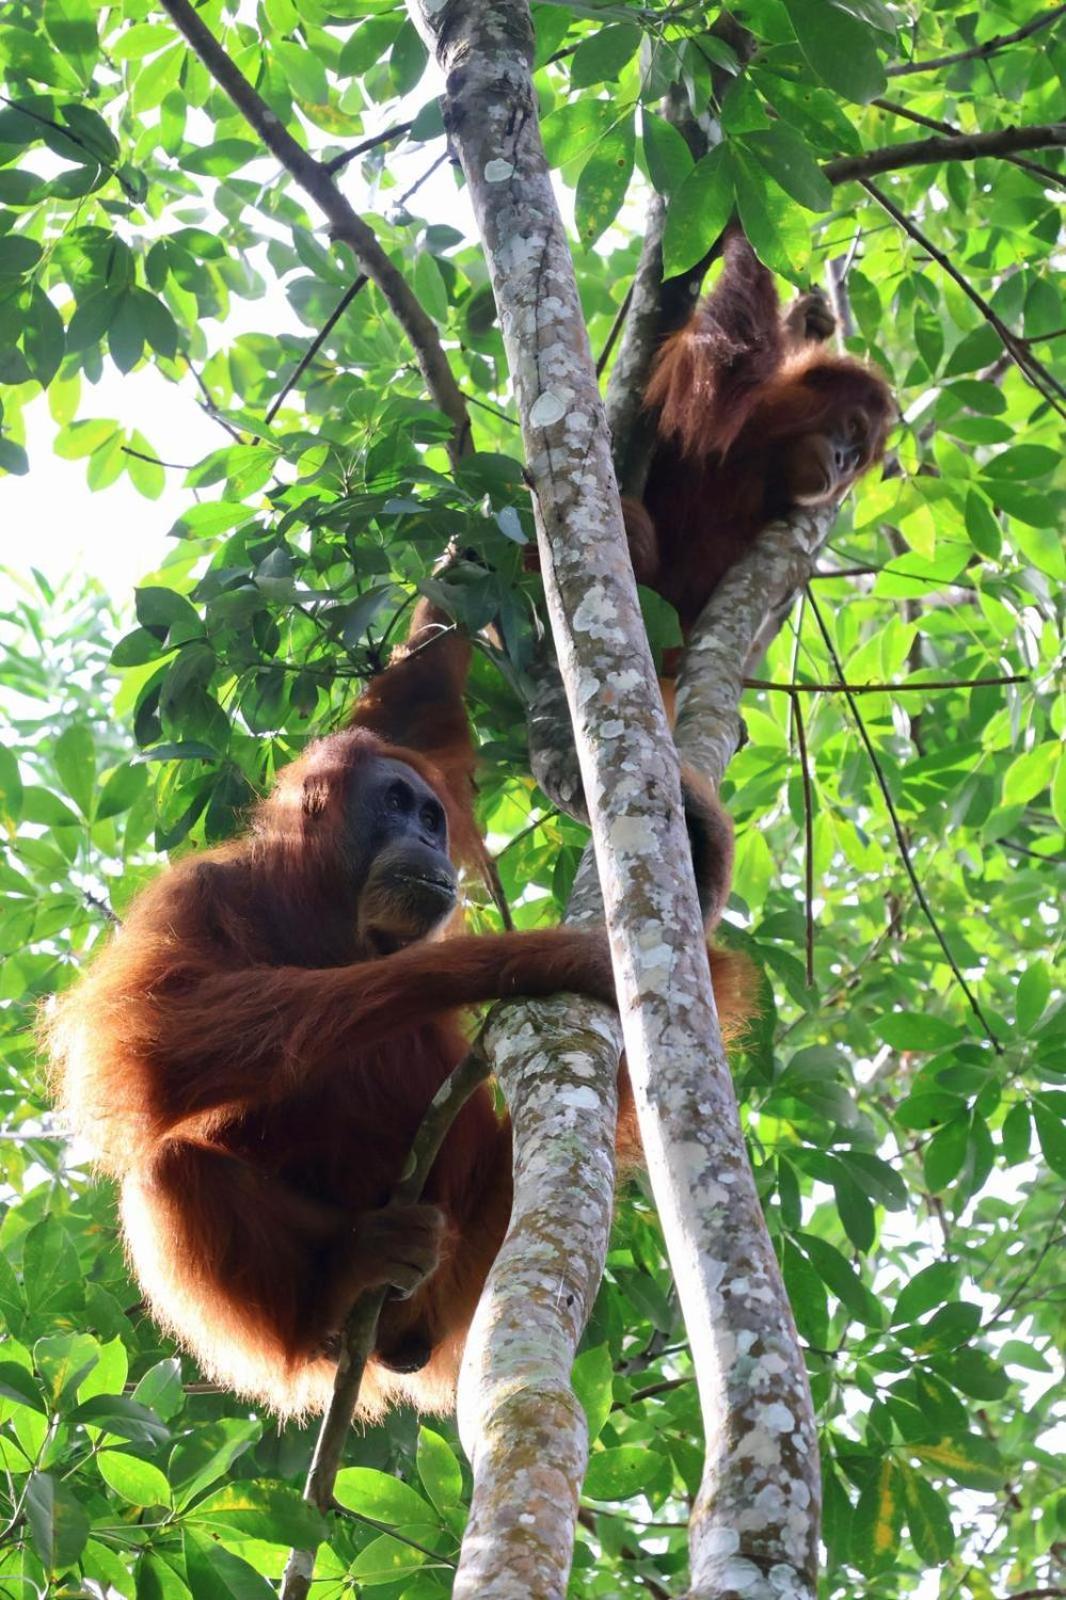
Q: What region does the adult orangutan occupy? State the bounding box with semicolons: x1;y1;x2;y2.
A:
48;600;754;1418
622;226;894;635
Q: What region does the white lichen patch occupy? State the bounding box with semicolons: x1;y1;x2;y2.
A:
529;389;567;427
760;1401;796;1434
607;814;658;855
700;1526;741;1557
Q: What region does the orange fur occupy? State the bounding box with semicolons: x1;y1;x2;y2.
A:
47;609;756;1420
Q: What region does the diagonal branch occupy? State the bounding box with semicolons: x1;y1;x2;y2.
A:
158;0;472;465
871;100;1066;184
803;590;1003;1052
886;4;1066;76
280;1036;493;1600
861;178;1066;418
825;122;1065;185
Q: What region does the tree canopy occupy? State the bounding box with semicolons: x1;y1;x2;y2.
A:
0;0;1064;1596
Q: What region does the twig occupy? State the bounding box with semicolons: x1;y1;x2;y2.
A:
83;888;119;926
805;589;1003;1052
324;119;416;175
861;179;1066;418
185;358;245;442
824;122;1066;185
792;691;816;987
266;274;369;424
158;0;472;464
279;1036;492;1600
0;94;138;199
596;281;635;378
396;148;450;209
744;673;1028;694
120;445;193;471
886;5;1066;76
998;836;1066;864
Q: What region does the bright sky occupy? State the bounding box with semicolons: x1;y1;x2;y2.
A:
0;60;480;609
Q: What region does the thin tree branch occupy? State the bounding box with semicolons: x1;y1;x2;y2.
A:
792;691;816;987
186;357;245;442
886;5;1066;76
804;589;1003;1052
596;280;635;378
861;178;1066;418
120;445;193;471
266;273;369;424
824;122;1066;185
744;673;1028;694
395;148;451;209
324;118;416;175
871;99;1066;184
158;0;472;464
280;1036;492;1600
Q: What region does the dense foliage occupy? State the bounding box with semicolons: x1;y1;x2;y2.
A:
0;0;1064;1595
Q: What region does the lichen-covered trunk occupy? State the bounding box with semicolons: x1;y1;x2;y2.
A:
407;0;825;1595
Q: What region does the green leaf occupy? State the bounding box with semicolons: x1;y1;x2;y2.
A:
733;152;810;278
575;115;635;248
170;1418;261;1505
584;1445;667;1501
784;0;886;102
416;1426;463;1515
1016;960;1050;1033
133;287;179;359
69;1393;169;1445
743;124;832;212
571;23;640;86
836;1151;907;1211
98;1450;171;1507
275;40;328;104
0;233;42;276
1033;1099;1066;1179
964;490;1001;559
662;146;733;278
24;286;65;387
900;1464;955;1564
136;585;202;642
984;443;1059;481
909;1434;1003;1492
850;1455;903;1574
334;1466;438;1528
572;1343;614;1445
413;250;448;324
923;1116;970;1191
641;110;693;199
892;1262;957;1326
798;1234;883;1327
0;1361;45;1413
182;1530;276;1600
189;1480;328;1546
390;22;427;96
24;1472;90;1573
351;1533;429;1585
877;1013;963;1051
541;100;617;168
108;293;144;373
1003;742;1057;807
52;723;95;816
1000;1101;1031;1164
0;744;24;824
934;1347;1009;1401
96;761;148;821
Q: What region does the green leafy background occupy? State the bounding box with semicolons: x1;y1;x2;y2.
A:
0;0;1064;1595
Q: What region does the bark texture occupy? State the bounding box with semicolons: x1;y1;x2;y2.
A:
454;994;621;1598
